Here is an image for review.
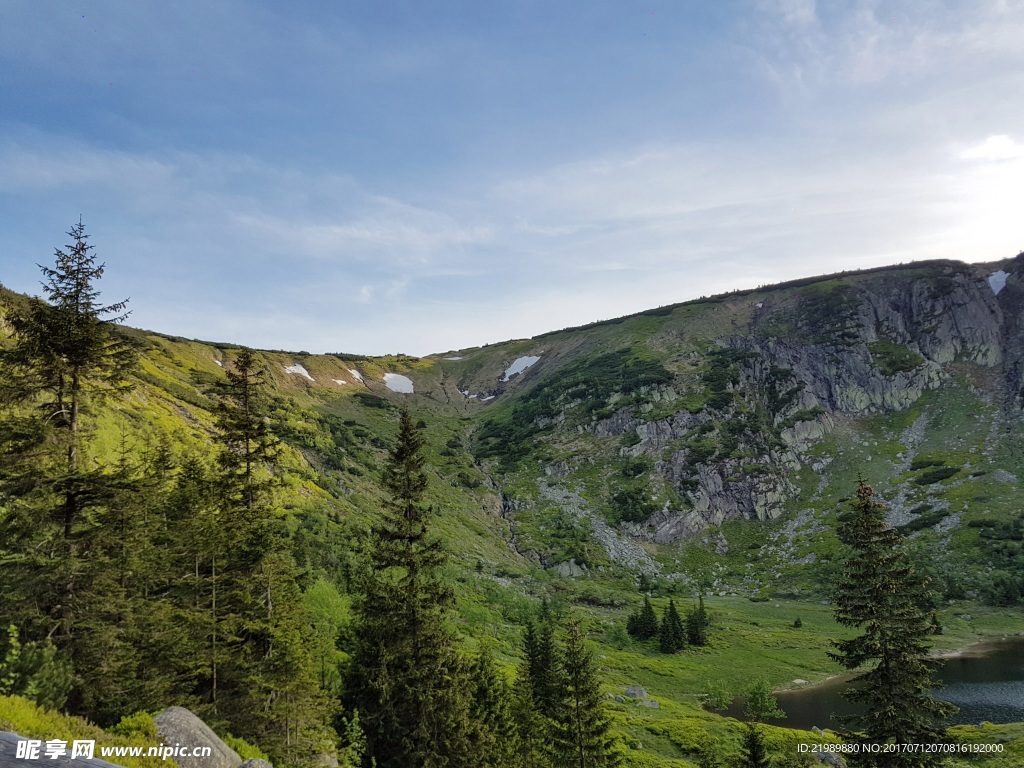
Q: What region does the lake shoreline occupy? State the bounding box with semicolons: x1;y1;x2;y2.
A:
761;635;1024;730
933;632;1024;659
778;632;1024;693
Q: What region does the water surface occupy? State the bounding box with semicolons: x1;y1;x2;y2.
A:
725;636;1024;730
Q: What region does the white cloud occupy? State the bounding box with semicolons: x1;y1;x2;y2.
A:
960;135;1024;162
3;124;1019;357
230;199;492;266
3;15;1024;361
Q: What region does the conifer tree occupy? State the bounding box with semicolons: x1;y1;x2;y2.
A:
685;596;710;647
0;220;137;719
740;724;769;768
627;596;658;640
156;454;223;710
468;644;517;768
523;602;564;720
552;618;621;768
658;599;685;654
211;350;332;764
214;349;277;523
344;409;472;768
509;672;553;768
829;481;956;767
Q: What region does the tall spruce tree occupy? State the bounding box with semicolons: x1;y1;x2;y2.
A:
211;350;332;765
343;409;472;768
155;453;223;714
524;604;564;720
685;596;710;647
552;618;621;768
0;220;138;719
658;599;685;654
829;482;956;767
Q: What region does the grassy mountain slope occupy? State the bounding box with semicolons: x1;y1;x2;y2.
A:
3;255;1024;766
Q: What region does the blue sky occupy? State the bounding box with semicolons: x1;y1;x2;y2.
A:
2;1;1023;355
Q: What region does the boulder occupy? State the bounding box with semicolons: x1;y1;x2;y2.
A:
624;685;647;699
154;707;241;768
239;761;273;768
637;699;660;709
552;559;586;577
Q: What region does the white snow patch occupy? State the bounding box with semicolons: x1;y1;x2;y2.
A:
443;356;464;361
755;302;764;309
481;395;496;401
348;369;363;381
384;373;414;393
989;270;1010;296
333;379;347;386
214;359;223;367
502;355;541;382
284;363;315;381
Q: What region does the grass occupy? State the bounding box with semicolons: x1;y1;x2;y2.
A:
868;339;926;375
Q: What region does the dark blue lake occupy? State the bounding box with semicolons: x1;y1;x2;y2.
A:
726;636;1024;731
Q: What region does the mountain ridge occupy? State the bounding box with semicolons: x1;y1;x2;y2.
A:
5;253;1024;766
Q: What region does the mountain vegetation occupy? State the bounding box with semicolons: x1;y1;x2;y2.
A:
2;223;1024;767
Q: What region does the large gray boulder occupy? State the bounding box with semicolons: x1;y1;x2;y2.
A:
154;707;241;768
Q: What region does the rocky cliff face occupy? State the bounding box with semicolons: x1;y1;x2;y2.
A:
577;260;1024;543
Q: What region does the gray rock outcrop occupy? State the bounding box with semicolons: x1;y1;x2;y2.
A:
552;559;586;577
154;707;241;768
584;263;1024;543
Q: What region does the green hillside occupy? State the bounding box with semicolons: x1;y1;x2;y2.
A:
2;253;1024;767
